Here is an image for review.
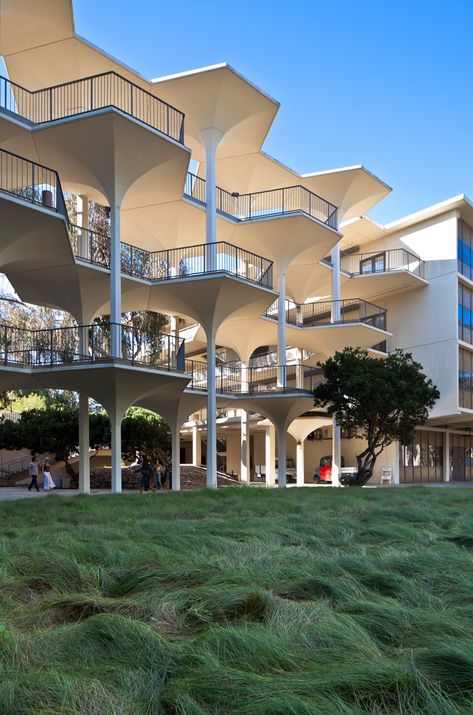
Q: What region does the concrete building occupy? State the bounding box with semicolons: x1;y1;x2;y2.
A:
0;0;469;489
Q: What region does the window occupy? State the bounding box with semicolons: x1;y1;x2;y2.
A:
458;284;473;344
360;252;386;274
459;347;473;409
400;430;443;483
458;220;473;280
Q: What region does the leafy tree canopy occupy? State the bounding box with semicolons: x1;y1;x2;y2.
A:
0;405;170;478
313;348;440;485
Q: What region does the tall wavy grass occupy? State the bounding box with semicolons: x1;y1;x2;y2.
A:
1;487;473;713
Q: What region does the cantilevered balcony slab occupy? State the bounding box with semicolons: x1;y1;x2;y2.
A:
32;110;189;206
285;322;390;359
147;274;276;326
340;269;428;300
34;362;189;415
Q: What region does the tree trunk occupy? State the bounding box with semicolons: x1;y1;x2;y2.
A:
351;450;377;486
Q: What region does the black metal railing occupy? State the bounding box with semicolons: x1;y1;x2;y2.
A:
71;232;274;289
184;360;323;394
265;298;387;331
0;322;186;371
0;72;185;143
0;147;68;217
184;172;338;228
340;249;425;278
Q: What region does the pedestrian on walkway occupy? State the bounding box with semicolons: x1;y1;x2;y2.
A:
28;455;40;492
43;458;56;491
140;455;152;493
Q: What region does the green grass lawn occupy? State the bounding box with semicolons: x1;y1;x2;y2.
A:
1;487;473;714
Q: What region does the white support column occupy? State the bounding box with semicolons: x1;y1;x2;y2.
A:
265;424;276;487
277;270;287;388
240;410;251;484
206;327;217;488
200;128;222;490
392;441;400;485
110;411;122;494
296;348;304;389
331;234;342;485
171;425;181;491
78;325;90;494
192;424;202;466
296;440;305;487
277;422;287;488
79;393;90;494
444;431;451;482
170;315;177;358
110;203;122;358
331;242;341;322
331;418;341;487
200;128;223;270
77;195;89;260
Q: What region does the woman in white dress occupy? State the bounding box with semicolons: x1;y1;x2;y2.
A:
43;458;56;491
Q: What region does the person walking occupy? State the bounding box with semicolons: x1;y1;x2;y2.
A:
28;455;40;492
140;455;152;493
154;461;162;491
43;458;56;491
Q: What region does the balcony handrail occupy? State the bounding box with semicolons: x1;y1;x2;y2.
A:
0;321;186;371
264;298;387;330
184;172;338;228
71;229;274;289
0;146;68;219
184;359;323;394
0;71;185;144
340;248;425;279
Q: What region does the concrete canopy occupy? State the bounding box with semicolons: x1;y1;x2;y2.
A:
285;322;391;359
301;166;391;223
32;111;190;207
151;64;279;161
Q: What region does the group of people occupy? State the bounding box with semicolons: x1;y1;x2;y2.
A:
138;455;165;493
28;456;56;492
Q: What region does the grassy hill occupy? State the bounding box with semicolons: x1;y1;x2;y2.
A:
1;487;473;714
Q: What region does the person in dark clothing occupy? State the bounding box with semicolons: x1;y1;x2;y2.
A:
28;455;40;492
140;455;153;493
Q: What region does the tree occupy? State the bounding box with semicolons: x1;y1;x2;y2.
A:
313;348;440;486
0;405;171;479
121;407;171;473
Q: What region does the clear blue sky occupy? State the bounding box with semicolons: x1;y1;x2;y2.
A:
74;0;473;224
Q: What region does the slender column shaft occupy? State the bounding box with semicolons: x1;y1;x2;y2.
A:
110;412;122;494
277;423;287;488
110;203;122;358
277;270;287;388
77;195;89;259
296;440;305;487
78;393;90;494
331;418;341;487
331;233;341;480
444;431;450;482
192;424;201;466
331;242;341;322
171;426;181;491
265;424;276;487
170;316;178;365
201;128;222;270
240;410;251;483
206;328;217;488
296;348;304;389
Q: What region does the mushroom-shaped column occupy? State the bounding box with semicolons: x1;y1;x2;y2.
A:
151;64;279;489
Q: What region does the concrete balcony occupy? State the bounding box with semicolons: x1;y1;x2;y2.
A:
264;298;391;357
0;321;190;411
184;172;338;227
0;149;275;323
0;73;189;208
338;249;427;299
